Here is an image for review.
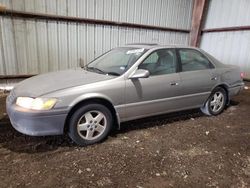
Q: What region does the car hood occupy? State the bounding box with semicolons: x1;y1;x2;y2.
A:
14;69;113;97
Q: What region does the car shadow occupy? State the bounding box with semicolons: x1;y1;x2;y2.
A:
0;100;239;154
115;109;203;135
0;109;204;154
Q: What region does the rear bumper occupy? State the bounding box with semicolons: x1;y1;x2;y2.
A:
228;83;245;97
6;101;68;136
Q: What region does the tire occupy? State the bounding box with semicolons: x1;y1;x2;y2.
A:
200;87;227;116
68;103;113;146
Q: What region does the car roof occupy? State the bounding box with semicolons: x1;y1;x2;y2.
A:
121;43;199;50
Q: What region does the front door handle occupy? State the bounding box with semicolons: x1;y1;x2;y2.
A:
170;82;179;86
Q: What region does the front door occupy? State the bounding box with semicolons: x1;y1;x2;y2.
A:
124;48;182;121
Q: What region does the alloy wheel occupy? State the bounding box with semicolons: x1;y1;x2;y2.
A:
210;91;225;113
77;110;107;140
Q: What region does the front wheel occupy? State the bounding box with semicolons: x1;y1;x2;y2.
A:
201;87;227;116
68;103;113;146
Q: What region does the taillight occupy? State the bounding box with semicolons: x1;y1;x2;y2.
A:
240;72;244;79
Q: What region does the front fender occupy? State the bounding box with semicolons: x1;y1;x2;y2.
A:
68;93;121;128
69;93;114;108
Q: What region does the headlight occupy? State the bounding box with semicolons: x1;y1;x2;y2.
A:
16;97;57;110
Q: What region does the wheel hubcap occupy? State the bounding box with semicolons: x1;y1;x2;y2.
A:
210;92;224;113
77;110;107;140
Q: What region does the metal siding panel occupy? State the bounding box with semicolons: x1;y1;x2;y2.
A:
133;0;142;24
24;0;35;12
77;23;87;66
159;0;168;26
125;27;133;44
47;21;59;71
200;31;250;79
26;20;39;74
95;25;103;58
133;29;142;43
111;0;120;22
46;0;57;14
141;0;149;25
2;18;17;75
163;32;171;44
103;25;111;52
158;31;165;44
68;23;78;68
204;0;250;29
57;0;67;16
95;0;104;20
13;19;28;74
103;0;112;20
12;0;24;11
153;0;161;26
67;0;77;17
86;24;95;63
152;30;160;43
36;21;49;73
118;27;127;46
34;0;46;13
0;17;5;75
77;0;87;18
58;22;68;70
127;0;135;23
110;26;119;48
86;0;95;18
119;0;127;22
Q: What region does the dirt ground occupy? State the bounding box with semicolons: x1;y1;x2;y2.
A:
0;83;249;188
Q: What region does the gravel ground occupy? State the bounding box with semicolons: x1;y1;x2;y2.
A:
0;83;249;188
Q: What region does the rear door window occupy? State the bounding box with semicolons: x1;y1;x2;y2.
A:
178;49;213;72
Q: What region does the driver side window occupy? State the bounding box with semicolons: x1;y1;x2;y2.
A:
139;49;176;76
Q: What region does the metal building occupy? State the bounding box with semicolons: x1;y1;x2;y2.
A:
0;0;250;85
200;0;250;79
0;0;193;83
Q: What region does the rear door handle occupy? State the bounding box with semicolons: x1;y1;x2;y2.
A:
170;82;179;86
211;77;217;80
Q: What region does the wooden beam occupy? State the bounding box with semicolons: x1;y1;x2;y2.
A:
0;74;36;79
189;0;208;47
0;9;190;33
202;25;250;33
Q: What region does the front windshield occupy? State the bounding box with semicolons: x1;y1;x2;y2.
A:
86;47;147;76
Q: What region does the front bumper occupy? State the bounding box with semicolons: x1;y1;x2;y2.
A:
6;99;68;136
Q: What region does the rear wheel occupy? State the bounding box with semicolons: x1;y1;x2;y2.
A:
201;87;227;116
68;103;113;146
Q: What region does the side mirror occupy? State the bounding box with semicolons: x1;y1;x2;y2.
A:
79;58;85;68
129;69;150;79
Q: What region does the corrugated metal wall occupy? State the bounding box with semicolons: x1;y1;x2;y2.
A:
200;0;250;79
0;0;194;76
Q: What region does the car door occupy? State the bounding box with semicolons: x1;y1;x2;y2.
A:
176;48;216;108
124;48;182;121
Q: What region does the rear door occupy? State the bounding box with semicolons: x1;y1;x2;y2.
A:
176;49;216;107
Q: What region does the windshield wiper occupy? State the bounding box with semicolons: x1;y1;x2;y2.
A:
87;67;120;76
87;67;106;74
106;72;120;76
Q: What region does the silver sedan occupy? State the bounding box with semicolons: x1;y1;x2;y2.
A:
6;44;244;146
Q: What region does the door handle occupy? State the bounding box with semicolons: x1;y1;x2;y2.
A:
170;82;179;86
211;77;217;80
